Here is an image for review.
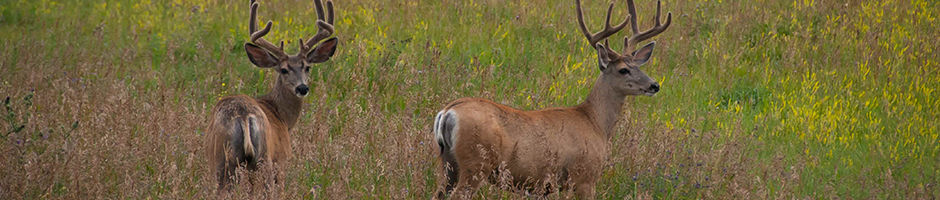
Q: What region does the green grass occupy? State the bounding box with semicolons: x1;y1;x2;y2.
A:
0;0;937;199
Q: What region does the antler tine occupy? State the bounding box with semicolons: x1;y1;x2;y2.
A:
304;0;336;52
575;0;592;44
623;0;672;53
248;1;287;59
326;0;334;24
313;0;325;22
575;0;629;47
250;0;257;33
625;0;639;35
249;20;272;42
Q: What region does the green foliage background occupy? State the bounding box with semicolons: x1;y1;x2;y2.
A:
0;0;937;198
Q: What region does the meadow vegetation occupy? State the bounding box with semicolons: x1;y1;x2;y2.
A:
0;0;937;199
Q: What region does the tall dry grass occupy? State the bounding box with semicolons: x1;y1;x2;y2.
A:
1;0;937;199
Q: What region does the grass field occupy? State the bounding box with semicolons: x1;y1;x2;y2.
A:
1;0;938;199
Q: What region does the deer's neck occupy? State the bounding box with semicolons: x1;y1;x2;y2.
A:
259;79;303;129
578;76;626;139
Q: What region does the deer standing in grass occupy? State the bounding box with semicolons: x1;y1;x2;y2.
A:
432;0;671;198
206;0;338;192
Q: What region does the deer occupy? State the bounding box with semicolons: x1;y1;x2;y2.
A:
205;0;338;193
432;0;671;199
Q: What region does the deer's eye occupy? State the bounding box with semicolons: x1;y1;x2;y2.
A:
618;68;631;75
305;66;310;73
279;68;289;74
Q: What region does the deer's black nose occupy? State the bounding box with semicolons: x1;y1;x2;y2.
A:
295;84;309;96
649;83;660;93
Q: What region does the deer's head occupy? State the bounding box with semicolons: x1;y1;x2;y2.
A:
576;0;671;96
243;0;338;97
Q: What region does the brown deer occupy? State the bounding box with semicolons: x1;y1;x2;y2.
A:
432;0;671;199
206;0;338;192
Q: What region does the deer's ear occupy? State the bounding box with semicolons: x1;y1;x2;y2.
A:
630;42;656;66
595;43;613;71
305;37;338;64
245;43;280;68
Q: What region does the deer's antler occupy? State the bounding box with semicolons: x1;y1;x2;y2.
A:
249;0;288;59
301;0;335;54
575;0;630;47
623;0;671;53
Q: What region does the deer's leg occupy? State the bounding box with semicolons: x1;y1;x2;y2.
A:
452;154;490;199
216;153;238;194
246;169;260;195
434;155;460;200
452;167;486;200
268;162;281;197
573;181;596;200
